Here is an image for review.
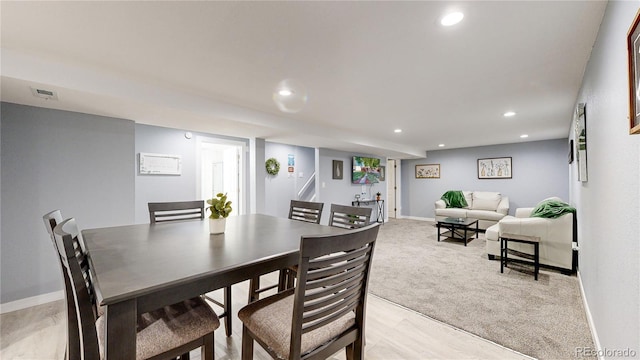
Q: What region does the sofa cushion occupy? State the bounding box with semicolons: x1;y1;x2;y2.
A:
435;208;467;218
471;192;502;211
463;191;473;209
466;210;507;221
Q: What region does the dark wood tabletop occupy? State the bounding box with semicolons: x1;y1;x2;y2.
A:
82;213;347;359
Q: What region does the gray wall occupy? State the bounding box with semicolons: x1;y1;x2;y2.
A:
0;104;254;304
1;103;135;303
401;139;569;218
571;1;639;354
264;142;316;219
317;148;386;225
135;124;200;223
133;124;249;224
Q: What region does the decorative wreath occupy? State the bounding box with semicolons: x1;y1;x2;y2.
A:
265;158;280;175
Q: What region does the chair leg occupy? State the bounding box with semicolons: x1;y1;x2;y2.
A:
346;344;354;360
224;286;232;337
277;269;288;292
64;278;81;360
203;287;233;337
241;326;254;360
201;332;214;360
351;336;365;360
286;268;296;289
248;277;260;303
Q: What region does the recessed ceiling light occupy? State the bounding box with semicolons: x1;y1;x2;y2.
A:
503;111;517;117
441;12;464;26
438;144;445;147
520;134;529;138
278;89;293;96
394;129;402;133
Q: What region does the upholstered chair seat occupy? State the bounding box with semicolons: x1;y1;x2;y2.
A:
96;297;219;359
238;289;355;358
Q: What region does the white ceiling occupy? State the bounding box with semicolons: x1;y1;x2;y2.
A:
1;1;606;159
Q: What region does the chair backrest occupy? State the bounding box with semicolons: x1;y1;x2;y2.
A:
289;223;380;358
43;210;82;360
288;200;324;224
328;204;372;229
53;218;101;359
43;210;63;245
148;200;205;224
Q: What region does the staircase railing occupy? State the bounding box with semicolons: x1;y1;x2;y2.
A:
297;172;316;201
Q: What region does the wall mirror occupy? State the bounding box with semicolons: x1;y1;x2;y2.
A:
574;103;588;182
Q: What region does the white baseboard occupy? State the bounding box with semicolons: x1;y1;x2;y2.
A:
0;290;64;314
396;215;434;222
577;271;603;359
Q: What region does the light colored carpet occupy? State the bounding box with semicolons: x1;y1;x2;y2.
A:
368;218;595;360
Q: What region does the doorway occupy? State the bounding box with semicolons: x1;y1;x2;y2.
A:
197;137;246;216
387;159;397;219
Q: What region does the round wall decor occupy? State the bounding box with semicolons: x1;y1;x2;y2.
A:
265;158;280;175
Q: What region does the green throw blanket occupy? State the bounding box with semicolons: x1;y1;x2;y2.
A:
441;190;468;208
531;199;576;218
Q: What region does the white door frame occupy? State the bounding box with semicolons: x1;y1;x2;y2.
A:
196;136;247;215
387;158;401;219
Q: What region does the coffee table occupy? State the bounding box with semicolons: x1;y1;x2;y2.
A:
436;217;479;246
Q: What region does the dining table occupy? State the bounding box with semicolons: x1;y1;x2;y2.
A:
82;213;348;359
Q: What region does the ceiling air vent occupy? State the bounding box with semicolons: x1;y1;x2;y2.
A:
30;87;58;100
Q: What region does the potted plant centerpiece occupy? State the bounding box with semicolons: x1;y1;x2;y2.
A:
207;193;232;234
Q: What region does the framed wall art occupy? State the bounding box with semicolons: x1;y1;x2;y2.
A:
568;139;574;164
332;160;343;179
139;153;182;175
628;9;640;134
575;103;588;182
415;164;440;179
477;157;512;179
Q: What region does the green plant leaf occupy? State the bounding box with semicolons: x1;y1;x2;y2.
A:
206;192;233;218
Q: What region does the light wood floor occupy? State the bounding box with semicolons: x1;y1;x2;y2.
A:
1;275;532;359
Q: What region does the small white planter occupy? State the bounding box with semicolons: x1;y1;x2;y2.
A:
209;218;226;234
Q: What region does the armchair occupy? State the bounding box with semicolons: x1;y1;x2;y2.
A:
486;197;575;272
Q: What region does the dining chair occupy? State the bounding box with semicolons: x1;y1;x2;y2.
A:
328;204;372;229
42;210;80;360
288;200;324;224
238;223;380;360
148;200;233;337
148;200;205;223
247;200;324;303
281;203;372;291
53;217;218;360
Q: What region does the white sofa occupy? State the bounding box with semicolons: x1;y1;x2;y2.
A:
485;197;575;272
434;191;509;230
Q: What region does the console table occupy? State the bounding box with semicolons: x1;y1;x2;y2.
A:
352;199;384;224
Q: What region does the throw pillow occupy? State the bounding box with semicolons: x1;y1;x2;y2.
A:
471;192;501;211
463;191;473;209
